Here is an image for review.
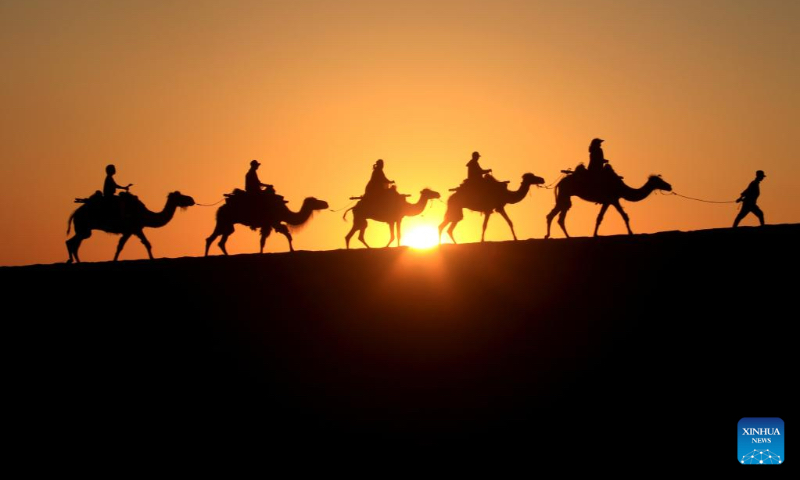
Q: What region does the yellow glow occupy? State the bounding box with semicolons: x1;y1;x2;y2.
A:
402;225;440;250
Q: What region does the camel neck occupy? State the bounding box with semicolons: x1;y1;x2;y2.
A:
621;181;654;202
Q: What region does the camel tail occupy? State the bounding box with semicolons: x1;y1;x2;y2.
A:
66;211;76;235
342;207;354;221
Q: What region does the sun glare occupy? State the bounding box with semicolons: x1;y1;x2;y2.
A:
403;225;440;250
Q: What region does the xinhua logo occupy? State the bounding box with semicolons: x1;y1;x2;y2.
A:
739;417;784;465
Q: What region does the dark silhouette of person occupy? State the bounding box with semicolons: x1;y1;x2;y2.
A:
588;138;608;174
103;164;132;197
467;151;492;181
364;159;395;198
246;160;271;194
733;170;766;227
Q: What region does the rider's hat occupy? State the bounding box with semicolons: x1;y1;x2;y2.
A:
756;170;766;178
250;159;261;167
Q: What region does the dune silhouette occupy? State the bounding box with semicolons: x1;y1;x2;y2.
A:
7;225;795;466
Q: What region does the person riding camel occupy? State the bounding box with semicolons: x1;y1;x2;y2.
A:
581;138;622;183
588;138;608;174
246;159;272;195
466;151;492;182
104;164;132;198
364;159;395;199
102;164;133;216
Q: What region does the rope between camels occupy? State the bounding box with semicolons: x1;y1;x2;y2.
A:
538;173;566;190
329;199;357;213
661;191;738;204
194;198;225;207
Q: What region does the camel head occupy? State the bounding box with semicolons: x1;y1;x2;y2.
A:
419;188;441;201
647;175;672;192
303;197;329;211
522;173;546;186
168;191;196;209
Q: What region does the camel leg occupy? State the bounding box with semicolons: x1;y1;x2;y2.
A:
358;226;370;248
218;234;230;255
593;204;610;237
114;233;132;261
274;224;294;252
259;228;268;253
208;222;234;256
612;201;632;235
497;207;517;240
447;222;458;244
481;213;491;242
205;227;222;257
557;209;570;238
66;230;90;264
396;219;402;247
134;231;154;259
386;222;395;248
205;234;217;257
438;220;449;245
345;224;358;249
545;207;559;239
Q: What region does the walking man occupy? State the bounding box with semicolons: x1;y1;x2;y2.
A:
733;170;766;227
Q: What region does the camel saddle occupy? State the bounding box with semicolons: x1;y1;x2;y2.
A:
450;175;508;193
73;191;143;219
567;164;625;196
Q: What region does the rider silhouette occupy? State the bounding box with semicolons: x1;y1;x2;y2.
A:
588;139;608;174
467;151;492;181
246;160;272;194
104;164;132;197
364;159;395;199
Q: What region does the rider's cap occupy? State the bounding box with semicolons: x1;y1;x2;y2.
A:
472;151;480;158
591;138;604;144
250;159;261;167
756;170;766;178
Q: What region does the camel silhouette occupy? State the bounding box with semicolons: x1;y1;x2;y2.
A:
66;191;195;263
545;172;672;238
438;173;545;244
343;188;441;249
205;196;328;256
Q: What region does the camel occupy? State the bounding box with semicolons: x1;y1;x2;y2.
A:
545;172;672;238
438;173;545;244
205;196;328;256
66;191;195;263
343;188;441;248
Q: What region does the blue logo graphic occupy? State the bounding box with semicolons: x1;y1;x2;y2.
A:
738;417;784;465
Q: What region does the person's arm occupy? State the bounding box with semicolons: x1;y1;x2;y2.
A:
113;180;133;192
737;185;751;202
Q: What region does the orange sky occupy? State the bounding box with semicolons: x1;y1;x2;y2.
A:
1;0;798;266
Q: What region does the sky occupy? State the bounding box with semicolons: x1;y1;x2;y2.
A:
1;0;798;266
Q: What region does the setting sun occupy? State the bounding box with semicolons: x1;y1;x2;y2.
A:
402;225;440;250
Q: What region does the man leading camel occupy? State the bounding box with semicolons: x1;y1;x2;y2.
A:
733;170;766;227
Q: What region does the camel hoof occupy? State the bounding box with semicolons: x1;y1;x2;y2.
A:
66;259;73;264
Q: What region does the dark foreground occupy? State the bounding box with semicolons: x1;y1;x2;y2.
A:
5;226;795;468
